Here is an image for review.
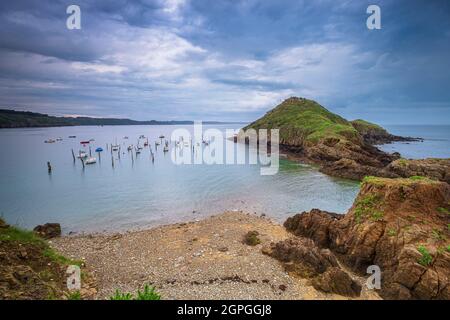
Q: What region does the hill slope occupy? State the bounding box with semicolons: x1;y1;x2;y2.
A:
244;97;360;146
242;97;437;181
0;109;226;128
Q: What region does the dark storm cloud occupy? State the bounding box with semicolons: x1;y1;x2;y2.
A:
0;0;449;123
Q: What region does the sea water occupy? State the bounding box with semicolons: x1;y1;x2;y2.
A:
0;124;447;233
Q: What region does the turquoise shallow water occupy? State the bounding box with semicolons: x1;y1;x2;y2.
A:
0;124;447;233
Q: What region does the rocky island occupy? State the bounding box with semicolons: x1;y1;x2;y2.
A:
240;97;449;182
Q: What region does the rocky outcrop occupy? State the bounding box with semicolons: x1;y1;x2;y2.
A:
262;237;362;297
262;237;339;277
282;177;450;300
311;267;362;298
33;223;61;239
350;119;422;145
387;158;450;184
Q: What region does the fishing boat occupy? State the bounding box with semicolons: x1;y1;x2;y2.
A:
95;147;103;152
163;146;169;152
85;157;97;164
80;141;90;145
112;145;120;151
68;136;76;138
159;135;165;139
56;137;63;141
44;139;56;143
127;145;133;151
139;135;145;139
136;148;141;154
123;136;129;139
155;141;160;146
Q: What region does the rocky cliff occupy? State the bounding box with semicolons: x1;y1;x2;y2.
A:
269;177;450;299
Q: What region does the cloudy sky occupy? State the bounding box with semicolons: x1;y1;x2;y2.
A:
0;0;449;124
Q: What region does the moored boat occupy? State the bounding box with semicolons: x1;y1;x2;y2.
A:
85;157;97;164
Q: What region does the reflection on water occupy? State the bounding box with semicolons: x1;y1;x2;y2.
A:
1;124;362;233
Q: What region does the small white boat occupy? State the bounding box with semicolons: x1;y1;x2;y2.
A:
44;139;56;143
85;157;97;164
163;146;169;152
77;152;88;159
112;145;120;151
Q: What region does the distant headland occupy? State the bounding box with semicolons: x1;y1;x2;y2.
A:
0;109;242;128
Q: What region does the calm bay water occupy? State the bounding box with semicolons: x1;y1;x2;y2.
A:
378;125;450;159
0;124;448;233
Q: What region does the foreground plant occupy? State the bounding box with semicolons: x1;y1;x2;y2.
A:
110;285;161;300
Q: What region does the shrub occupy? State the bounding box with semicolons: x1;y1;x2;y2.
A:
110;285;160;300
417;246;433;266
136;285;161;300
243;231;261;246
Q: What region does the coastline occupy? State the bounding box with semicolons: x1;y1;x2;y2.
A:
50;211;380;300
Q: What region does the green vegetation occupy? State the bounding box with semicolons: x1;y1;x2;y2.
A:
110;285;161;300
244;230;261;246
354;194;383;223
350;119;389;136
43;247;83;267
0;219;81;267
370;211;384;222
0;223;45;244
409;176;427;181
387;229;397;237
362;176;385;186
447;245;450;252
417;246;433;266
244;97;360;145
66;291;82;300
110;290;133;300
437;207;450;215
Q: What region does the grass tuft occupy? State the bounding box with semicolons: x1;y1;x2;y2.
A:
244;231;261;246
110;285;160;300
417;246;433;266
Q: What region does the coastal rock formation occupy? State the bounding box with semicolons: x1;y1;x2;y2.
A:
262;237;362;297
387;158;450;184
33;223;61;239
311;267;362;298
281;177;450;299
350;119;422;145
240;97;450;182
262;237;339;277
